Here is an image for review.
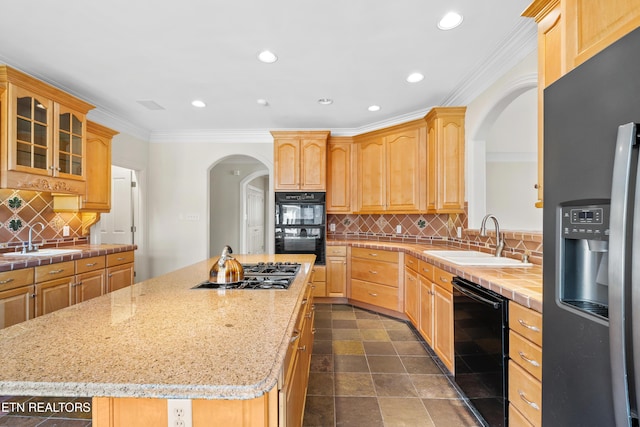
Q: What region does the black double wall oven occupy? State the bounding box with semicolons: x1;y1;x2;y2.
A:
275;192;326;264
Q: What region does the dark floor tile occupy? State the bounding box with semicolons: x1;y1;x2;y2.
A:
331;311;356;320
313;340;333;355
332;319;358;329
314;317;333;328
367;355;406;373
332;304;354;312
359;328;390;342
400;356;443;375
314;303;332;312
422;398;482;427
314;310;332;321
332;329;361;340
310;354;333;373
335;397;383;427
0;415;43;427
334;355;369;373
354;310;379;319
334;373;376;397
303;395;335;427
372;373;418;397
410;374;461;399
356;319;385;329
363;341;397;355
307;372;334;396
381;319;412;330
393;341;429;355
37;419;91;427
314;328;333;341
378;397;434;427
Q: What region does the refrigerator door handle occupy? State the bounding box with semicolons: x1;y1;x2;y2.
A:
632;124;640;424
609;122;638;427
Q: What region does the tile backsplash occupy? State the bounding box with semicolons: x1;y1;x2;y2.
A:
327;209;543;265
0;189;87;249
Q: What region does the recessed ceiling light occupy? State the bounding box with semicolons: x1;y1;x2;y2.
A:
318;98;333;105
191;100;206;108
368;105;381;112
257;98;269;106
258;50;278;63
406;72;424;83
438;11;463;30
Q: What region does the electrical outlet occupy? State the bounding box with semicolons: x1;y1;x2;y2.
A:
62;225;70;237
167;399;192;427
329;223;336;232
396;225;402;234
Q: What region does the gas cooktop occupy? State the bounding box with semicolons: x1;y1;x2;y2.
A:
193;262;301;290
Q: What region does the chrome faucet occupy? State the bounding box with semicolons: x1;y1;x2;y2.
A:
480;214;505;257
22;222;45;253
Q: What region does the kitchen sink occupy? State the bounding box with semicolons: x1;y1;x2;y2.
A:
423;250;532;267
3;248;83;257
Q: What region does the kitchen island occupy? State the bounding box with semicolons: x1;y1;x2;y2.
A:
0;254;317;427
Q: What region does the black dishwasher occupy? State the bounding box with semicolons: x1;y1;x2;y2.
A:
452;276;509;427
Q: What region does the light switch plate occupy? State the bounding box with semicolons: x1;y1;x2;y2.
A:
62;225;70;237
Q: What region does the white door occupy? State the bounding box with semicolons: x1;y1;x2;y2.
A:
246;184;265;254
99;166;134;244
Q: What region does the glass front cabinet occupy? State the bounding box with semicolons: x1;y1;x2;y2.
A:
0;66;94;194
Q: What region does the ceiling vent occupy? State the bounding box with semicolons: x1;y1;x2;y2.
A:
136;100;166;110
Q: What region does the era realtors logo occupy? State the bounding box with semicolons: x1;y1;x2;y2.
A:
1;400;91;414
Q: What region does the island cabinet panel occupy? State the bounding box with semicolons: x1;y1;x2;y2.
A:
326;138;353;213
0;285;35;328
272;131;329;191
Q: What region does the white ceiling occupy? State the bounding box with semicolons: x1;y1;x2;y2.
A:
0;0;536;141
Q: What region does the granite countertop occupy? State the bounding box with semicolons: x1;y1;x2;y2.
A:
328;240;543;313
0;244;137;272
0;254;316;400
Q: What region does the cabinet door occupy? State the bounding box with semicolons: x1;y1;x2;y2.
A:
356;137;385;212
107;263;134;292
36;277;73;317
0;285;35;329
426;119;438;211
385;130;423;211
418;277;434;347
326;256;347;297
433;284;454;373
327;141;352;213
74;270;106;304
9;85;54;175
274;139;300;190
83;121;115;211
300;139;326;190
55;104;85;181
404;267;419;326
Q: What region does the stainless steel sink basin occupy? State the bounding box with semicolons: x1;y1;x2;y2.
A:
3;248;83;257
423;250;532;267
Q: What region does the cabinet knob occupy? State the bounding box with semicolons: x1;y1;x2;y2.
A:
368;292;378;297
369;270;378;275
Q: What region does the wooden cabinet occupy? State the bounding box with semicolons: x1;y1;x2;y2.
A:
0;269;35;328
73;255;107;304
349;248;401;312
34;261;75;316
418;275;434;347
53;121;118;213
326;246;347;297
272;131;329;191
311;265;326;297
403;254;419;325
508;303;543;427
355;124;426;213
106;251;135;292
0;66;93;194
432;271;454;373
424;107;466;213
523;0;640;207
326;138;353;213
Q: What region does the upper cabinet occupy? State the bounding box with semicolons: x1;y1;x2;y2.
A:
327;137;353;213
0;66;94;194
424;107;466;213
272;131;329;191
355;122;426;213
523;0;640;207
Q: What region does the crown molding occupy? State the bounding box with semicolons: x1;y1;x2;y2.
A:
149;129;275;144
87;109;151;141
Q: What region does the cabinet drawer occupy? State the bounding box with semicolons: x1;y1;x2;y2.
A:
35;261;74;282
404;254;418;271
432;267;453;293
75;256;106;274
0;268;34;292
510;303;542;347
509;403;534;427
510;331;542;381
107;251;134;267
351;258;398;287
326;246;347;257
509;360;542;427
417;260;434;281
351;247;399;263
350;279;398;311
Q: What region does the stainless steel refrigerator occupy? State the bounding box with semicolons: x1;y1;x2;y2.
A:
544;26;640;426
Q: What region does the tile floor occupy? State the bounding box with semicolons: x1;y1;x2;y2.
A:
304;304;483;427
0;304;484;427
0;396;92;427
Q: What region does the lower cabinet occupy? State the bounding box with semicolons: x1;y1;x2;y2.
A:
326;246;347;297
311;265;326;297
403;254;419;325
508;303;543;427
431;272;454;373
106;252;135;292
350;247;400;312
35;261;75;317
0;269;35;328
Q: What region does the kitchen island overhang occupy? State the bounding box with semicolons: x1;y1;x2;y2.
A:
0;254;317;402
